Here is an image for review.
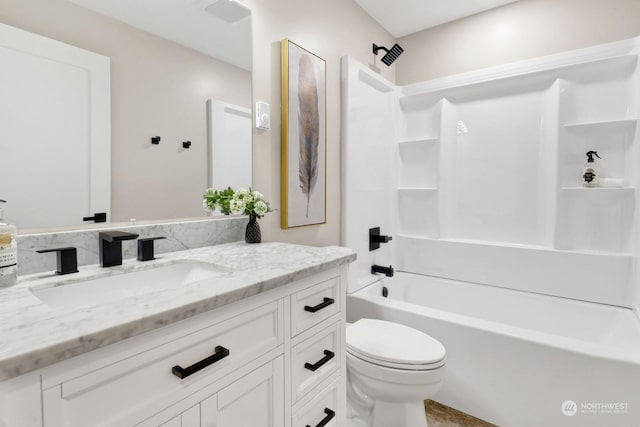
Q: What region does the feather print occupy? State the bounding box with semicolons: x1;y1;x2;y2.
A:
297;54;320;218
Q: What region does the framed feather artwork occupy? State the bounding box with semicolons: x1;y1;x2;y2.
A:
280;39;326;228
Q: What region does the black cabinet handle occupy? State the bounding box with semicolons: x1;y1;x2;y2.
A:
304;350;335;372
306;408;335;427
304;297;334;313
171;346;229;379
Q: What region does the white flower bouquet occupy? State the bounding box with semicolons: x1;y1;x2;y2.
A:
203;187;272;218
229;188;272;218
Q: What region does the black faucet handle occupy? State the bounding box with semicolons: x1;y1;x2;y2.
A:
37;247;79;275
369;227;393;251
137;237;166;262
82;212;107;223
99;230;140;242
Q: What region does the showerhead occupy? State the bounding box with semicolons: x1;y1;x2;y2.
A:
373;43;404;66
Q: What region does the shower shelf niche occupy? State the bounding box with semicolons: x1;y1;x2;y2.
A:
554;49;638;255
397;96;441;203
557;120;636;190
558;53;638;125
555;62;638;254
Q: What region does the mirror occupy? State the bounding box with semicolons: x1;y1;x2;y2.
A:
0;0;252;231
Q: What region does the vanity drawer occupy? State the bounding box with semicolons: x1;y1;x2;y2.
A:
42;301;283;427
291;276;340;336
293;379;340;427
291;321;341;403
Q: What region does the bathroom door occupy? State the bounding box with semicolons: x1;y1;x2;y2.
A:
207;99;252;190
0;23;110;229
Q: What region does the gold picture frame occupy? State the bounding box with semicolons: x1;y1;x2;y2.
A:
281;39;327;229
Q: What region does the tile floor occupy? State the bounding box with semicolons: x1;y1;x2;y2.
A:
425;400;496;427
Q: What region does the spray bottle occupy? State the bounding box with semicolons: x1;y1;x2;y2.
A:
582;151;601;187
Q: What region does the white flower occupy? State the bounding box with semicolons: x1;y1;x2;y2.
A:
235;188;250;200
254;200;268;216
230;199;246;214
252;190;264;200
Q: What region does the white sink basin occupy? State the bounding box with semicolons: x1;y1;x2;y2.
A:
31;261;229;309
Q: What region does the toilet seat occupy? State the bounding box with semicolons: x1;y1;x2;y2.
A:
348;347;446;370
346;319;446;370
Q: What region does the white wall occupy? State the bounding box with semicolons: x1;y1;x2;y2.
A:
245;0;396;247
397;0;640;84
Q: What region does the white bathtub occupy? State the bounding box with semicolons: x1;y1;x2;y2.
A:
346;272;640;427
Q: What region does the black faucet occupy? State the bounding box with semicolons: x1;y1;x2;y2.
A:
36;247;79;275
99;231;139;267
371;264;394;277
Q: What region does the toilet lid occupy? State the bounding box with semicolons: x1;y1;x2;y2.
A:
346;319;445;366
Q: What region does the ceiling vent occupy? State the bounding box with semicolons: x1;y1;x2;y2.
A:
203;0;250;24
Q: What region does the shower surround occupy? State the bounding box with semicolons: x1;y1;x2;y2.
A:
341;36;640;426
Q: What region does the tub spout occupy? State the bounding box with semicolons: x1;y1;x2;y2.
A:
371;264;394;277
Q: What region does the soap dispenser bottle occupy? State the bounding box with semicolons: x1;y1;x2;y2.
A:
582;151;601;187
0;200;17;287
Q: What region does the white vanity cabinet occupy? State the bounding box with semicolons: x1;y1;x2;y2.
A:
0;265;347;427
146;356;284;427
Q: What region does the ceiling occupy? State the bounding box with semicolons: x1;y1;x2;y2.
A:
68;0;252;70
354;0;522;38
66;0;523;68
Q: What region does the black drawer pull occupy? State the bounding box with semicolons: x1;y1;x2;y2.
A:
304;297;335;313
306;408;335;427
304;350;335;372
171;346;230;379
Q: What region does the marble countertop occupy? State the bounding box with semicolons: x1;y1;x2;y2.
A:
0;242;356;382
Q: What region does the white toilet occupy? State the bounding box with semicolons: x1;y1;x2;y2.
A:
346;319;446;427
